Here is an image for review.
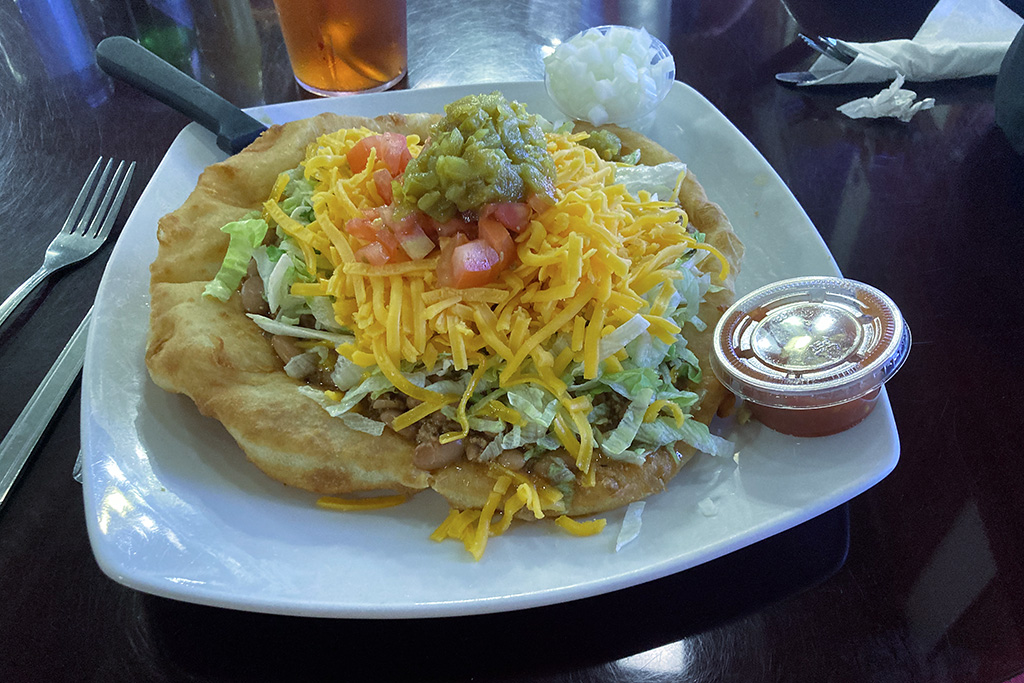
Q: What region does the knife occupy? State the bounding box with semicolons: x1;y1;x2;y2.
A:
0;309;91;512
95;36;267;155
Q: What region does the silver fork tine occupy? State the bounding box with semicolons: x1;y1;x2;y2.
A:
58;158;104;236
0;158;135;331
73;159;114;237
798;33;853;65
820;37;860;64
93;162;135;242
86;160;126;239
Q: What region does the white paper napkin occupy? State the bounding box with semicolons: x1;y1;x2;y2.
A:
836;75;936;121
799;0;1023;86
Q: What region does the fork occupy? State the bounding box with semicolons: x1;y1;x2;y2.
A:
819;36;861;63
0;157;135;329
798;34;856;65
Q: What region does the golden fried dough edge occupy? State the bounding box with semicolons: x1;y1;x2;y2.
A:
146;113;439;495
146;111;743;515
429;123;744;516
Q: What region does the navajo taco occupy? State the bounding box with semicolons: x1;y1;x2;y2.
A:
145;92;744;557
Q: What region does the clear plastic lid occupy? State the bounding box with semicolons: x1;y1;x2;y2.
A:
710;276;911;409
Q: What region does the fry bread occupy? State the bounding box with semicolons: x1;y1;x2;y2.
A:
146;110;743;516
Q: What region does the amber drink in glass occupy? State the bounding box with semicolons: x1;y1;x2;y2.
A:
272;0;407;95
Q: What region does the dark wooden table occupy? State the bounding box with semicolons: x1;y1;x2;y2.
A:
2;0;1023;680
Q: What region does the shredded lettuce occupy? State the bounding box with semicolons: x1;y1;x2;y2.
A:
505;385;560;429
280;170;315;220
601;388;654;456
330;355;364;391
308;296;345;332
615;501;645;551
283;348;323;379
298;387;387;436
597;314;650;360
478;437;503;462
202;218;268;302
338;412;386;436
636;417;734;458
246;314;352;345
545;458;577;505
210;155;736;482
291;246;731;465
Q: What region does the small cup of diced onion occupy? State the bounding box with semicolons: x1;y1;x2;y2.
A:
543;25;675;130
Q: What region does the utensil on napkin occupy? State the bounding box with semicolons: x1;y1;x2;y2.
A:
95;36;267;155
798;34;857;65
792;0;1024;86
0;310;90;512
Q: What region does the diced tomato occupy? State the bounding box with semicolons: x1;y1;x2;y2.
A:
451;240;502;288
478;220;516;270
479;202;532;233
373;168;394;204
406;210;439;243
431;213;475;239
390;210;431;239
527;192;554;214
347;133;413;176
437;233;469;287
374;227;400;255
356;241;390;266
345;213;379;242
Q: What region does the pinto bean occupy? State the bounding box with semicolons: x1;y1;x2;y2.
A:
372;397;406;412
463;435;488;461
497;449;525;471
271;335;302;365
395;425;419;440
413;438;465;470
378;409;418;440
241;275;269;315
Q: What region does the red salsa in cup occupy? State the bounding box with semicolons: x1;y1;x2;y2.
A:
710;276;911;438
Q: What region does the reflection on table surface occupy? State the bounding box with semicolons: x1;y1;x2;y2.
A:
1;0;1024;681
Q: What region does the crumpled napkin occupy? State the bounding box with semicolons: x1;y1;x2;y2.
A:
836;75;935;121
799;0;1023;86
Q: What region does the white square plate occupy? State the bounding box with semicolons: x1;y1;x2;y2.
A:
81;81;899;618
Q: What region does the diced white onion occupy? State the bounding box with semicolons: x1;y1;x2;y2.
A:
399;232;436;260
544;25;675;126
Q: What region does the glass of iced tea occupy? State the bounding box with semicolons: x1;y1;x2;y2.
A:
272;0;407;96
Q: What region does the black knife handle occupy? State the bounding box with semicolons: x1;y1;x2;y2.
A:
95;36;266;154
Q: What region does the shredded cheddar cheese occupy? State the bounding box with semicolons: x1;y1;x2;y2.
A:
263;129;724;475
267;124;730;559
554;515;607;536
427;465;569;560
316;494;407;511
